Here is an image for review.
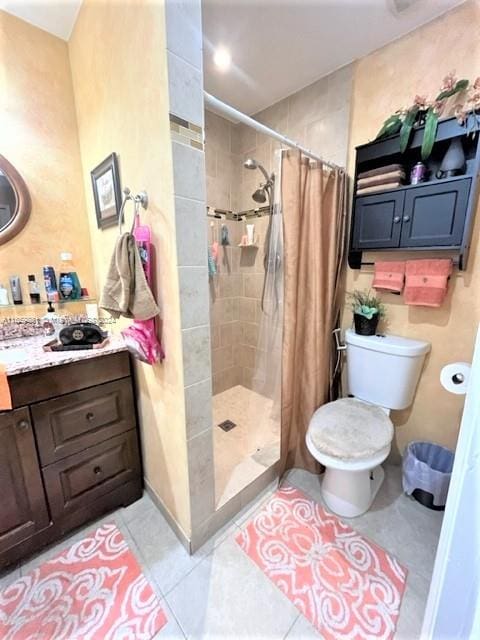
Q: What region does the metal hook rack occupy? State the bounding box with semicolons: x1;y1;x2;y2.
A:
118;187;148;234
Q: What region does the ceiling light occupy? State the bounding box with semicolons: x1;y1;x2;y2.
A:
213;47;231;71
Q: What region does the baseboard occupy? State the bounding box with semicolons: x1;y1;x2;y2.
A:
144;478;192;553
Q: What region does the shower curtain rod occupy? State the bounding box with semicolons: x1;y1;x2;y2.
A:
204;91;343;171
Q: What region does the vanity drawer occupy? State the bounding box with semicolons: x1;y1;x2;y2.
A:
32;378;136;465
42;430;141;519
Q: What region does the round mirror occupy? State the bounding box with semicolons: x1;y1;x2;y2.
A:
0;155;31;245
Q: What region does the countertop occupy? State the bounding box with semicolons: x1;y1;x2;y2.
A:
0;334;127;377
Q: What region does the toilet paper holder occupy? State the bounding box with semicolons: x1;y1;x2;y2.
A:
440;362;471;395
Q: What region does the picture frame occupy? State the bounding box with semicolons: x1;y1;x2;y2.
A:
90;153;122;229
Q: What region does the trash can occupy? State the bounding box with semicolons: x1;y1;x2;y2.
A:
402;441;454;511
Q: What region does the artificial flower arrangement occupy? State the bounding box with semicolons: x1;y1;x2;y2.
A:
375;72;480;161
348;290;386;336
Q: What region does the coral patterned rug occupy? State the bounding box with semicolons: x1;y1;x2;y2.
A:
0;523;166;640
236;486;407;640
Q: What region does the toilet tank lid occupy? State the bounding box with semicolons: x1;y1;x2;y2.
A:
345;329;431;357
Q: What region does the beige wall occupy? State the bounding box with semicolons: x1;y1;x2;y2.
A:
0;10;95;304
69;0;191;533
345;0;480;459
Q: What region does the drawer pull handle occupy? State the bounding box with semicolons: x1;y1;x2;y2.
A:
93;466;102;475
86;412;95;421
17;420;30;431
393;216;401;223
403;215;411;223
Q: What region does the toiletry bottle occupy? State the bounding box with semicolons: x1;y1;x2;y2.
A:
43;266;59;302
28;274;41;304
42;301;58;336
9;275;23;305
0;284;9;306
59;252;82;300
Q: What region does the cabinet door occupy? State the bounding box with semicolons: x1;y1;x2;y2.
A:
352;191;405;249
0;408;50;553
400;179;471;247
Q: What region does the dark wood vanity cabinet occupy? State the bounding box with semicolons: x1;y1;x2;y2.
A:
0;352;142;569
0;408;50;554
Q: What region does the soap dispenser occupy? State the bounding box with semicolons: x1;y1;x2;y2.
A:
42;301;58;336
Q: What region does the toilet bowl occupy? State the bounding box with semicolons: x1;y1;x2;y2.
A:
306;330;430;518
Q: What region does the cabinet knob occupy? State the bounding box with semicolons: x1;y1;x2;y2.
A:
393;216;401;223
93;466;102;475
17;420;30;431
403;215;411;223
86;412;94;421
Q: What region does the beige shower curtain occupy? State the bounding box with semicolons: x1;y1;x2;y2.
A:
280;150;347;474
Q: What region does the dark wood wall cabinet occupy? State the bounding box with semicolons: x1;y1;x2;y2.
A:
0;352;142;570
349;116;480;270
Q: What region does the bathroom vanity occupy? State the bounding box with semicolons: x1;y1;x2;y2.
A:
0;338;142;569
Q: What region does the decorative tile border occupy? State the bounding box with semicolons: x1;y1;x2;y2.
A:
169;113;204;150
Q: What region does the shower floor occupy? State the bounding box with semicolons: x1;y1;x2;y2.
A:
213;385;281;507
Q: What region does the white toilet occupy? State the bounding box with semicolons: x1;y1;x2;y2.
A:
306;329;430;518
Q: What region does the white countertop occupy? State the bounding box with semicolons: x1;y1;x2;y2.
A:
0;334;127;377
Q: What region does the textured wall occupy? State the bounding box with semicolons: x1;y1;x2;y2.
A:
345;0;480;459
69;0;191;533
0;10;95;304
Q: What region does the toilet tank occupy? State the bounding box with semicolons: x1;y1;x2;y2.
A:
345;329;430;410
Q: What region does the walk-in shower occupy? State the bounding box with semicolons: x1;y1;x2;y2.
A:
205;115;283;507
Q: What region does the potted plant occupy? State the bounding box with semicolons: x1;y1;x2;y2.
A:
348;289;385;336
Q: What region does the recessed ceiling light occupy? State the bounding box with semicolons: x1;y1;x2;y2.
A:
213;47;231;71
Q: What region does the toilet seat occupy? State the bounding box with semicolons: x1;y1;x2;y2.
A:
307;398;394;461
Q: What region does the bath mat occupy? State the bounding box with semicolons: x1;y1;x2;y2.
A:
0;523;166;639
236;486;407;640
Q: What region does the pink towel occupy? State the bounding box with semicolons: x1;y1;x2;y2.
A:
372;261;405;293
404;259;453;307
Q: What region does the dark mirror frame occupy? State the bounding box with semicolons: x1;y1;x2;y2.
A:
0;154;32;246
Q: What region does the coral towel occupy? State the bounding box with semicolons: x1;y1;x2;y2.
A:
404;259;453;307
372;260;405;293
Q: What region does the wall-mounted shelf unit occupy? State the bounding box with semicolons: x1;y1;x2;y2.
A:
348;116;480;270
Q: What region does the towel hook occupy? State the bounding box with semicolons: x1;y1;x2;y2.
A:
118;187;149;234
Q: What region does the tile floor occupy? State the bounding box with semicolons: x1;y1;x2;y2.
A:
0;464;443;639
213;384;280;506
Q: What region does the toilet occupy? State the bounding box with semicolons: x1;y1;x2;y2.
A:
306;329;430;518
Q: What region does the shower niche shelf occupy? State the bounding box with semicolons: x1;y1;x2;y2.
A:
348;115;480;271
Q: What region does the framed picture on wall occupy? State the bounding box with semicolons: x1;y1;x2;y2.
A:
90;153;122;229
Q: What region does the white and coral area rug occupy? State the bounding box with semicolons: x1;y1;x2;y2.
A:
0;523;166;640
236;486;407;640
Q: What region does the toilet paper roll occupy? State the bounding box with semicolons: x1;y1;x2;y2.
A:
440;362;471;395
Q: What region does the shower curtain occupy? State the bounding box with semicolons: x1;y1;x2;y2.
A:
280;150;347;474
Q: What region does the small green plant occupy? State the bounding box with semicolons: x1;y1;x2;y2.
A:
348;289;386;320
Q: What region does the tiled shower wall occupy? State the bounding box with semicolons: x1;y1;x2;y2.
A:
205;63;353;396
208;216;271;395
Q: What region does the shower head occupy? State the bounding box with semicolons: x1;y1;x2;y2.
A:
243;157;270;183
252;188;267;204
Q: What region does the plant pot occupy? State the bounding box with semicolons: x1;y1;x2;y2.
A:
353;313;379;336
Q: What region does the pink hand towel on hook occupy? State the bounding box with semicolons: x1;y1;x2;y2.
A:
404;259;453;307
372;260;405;293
